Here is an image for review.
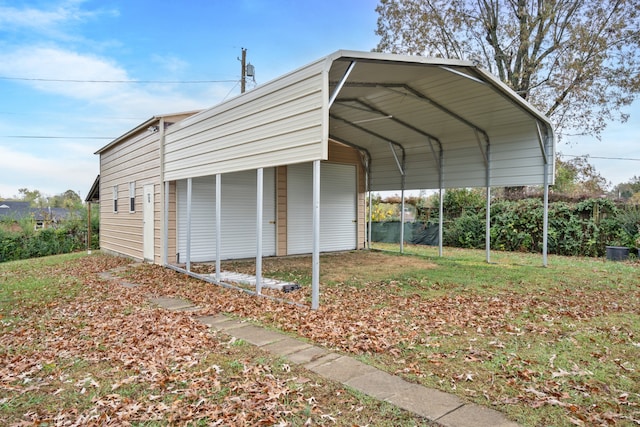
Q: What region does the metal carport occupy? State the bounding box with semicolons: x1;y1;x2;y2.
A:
161;50;555;310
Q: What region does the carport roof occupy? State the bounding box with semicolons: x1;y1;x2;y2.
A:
324;50;555;191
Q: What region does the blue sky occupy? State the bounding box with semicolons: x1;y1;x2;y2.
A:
0;0;638;200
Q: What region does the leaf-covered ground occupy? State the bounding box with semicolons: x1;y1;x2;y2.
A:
0;253;434;426
123;248;640;427
2;248;638;426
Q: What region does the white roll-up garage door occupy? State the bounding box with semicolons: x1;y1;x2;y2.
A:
177;169;276;262
287;162;357;254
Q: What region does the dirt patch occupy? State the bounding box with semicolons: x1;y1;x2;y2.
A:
219;250;437;284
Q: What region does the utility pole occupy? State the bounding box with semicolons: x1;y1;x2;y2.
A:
240;48;247;94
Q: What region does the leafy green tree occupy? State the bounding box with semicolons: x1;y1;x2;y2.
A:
18;188;45;207
611;175;640;201
49;190;82;210
553;156;609;196
439;188;486;216
375;0;640;138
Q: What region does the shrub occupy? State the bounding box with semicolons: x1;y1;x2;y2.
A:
0;214;97;263
388;197;637;257
443;211;485;248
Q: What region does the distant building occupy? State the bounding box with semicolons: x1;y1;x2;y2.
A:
0;201;74;230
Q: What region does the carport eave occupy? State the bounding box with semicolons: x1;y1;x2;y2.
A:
325;61;555;191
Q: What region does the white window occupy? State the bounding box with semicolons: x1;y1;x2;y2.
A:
129;182;136;213
113;185;118;213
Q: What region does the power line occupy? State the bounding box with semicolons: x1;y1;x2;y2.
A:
558;154;640;161
2;135;115;139
0;111;145;120
0;76;239;84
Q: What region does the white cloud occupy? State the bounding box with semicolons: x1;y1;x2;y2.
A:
0;0;118;39
0;46;129;97
0;144;98;198
151;54;190;75
0;45;231;115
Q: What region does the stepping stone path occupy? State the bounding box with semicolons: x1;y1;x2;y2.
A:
101;265;521;427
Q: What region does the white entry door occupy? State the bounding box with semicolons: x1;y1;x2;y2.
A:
143;184;154;261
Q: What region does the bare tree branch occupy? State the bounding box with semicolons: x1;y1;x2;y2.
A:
375;0;640;140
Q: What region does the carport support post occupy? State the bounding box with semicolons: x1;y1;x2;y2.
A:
86;201;91;254
543;171;549;267
215;174;221;283
486;186;491;263
485;144;491;263
400;190;405;253
542;136;551;267
256;168;263;295
367;191;372;249
311;160;321;310
163;181;169;266
438;145;444;257
439;188;444;257
186;178;192;272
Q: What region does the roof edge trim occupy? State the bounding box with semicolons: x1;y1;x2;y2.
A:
94;109;201;154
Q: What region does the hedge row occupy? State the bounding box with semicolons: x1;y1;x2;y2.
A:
0;221;98;263
441;198;639;257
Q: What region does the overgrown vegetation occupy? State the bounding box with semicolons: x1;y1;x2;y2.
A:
371;192;640;257
0;207;99;263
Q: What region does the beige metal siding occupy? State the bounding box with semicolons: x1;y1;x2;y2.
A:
167;181;177;264
276;166;287;256
164;59;328;181
99;129;161;262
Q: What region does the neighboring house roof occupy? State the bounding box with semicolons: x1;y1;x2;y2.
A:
0;201;31;219
0;201;73;222
32;207;73;222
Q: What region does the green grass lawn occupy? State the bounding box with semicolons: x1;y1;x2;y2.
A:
216;244;640;426
0;252;434;426
2;247;638;426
